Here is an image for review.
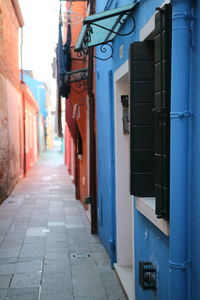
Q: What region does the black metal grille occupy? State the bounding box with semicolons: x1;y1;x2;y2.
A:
139;261;156;290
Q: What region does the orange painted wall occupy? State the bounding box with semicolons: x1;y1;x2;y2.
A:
65;1;89;204
0;0;22;91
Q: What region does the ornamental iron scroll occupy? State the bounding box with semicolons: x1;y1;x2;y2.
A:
78;23;114;60
93;44;113;61
77;41;113;61
75;11;136;60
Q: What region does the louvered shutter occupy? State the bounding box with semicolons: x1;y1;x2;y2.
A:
154;4;172;219
130;41;155;197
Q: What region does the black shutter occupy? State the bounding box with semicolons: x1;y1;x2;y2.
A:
130;41;155;197
154;4;172;220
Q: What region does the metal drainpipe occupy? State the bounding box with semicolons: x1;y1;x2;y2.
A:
169;0;192;299
88;0;97;234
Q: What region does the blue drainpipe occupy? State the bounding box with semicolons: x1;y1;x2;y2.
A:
170;0;192;299
108;70;116;266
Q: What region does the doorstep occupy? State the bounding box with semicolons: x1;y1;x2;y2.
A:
114;263;135;300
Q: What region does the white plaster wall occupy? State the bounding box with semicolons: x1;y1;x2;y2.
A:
114;61;133;267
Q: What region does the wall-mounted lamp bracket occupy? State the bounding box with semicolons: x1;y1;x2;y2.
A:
121;95;129;134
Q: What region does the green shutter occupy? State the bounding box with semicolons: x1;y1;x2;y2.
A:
130;41;155;197
154;4;172;220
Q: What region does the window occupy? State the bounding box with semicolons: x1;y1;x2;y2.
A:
130;4;172;220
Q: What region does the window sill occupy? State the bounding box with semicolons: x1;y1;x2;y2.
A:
136;197;169;236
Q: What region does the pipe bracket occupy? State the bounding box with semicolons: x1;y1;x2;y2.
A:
169;261;189;270
170;111;193;119
172;12;193;21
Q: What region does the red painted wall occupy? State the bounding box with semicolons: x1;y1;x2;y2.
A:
21;83;39;175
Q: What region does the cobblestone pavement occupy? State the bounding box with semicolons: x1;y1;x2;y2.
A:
0;147;126;300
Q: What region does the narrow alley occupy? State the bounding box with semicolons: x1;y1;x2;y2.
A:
3;0;200;299
0;147;126;300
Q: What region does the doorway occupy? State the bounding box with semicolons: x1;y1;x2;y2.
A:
114;60;134;299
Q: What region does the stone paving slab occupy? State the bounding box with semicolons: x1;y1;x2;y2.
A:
15;261;42;274
5;287;39;300
10;273;42;288
40;295;73;300
0;263;15;275
0;275;12;288
0;148;126;300
0;289;7;300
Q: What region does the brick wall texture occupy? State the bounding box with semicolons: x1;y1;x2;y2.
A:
0;74;9;201
0;0;21;90
0;0;22;202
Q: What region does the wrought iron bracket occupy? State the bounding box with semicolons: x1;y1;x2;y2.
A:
76;42;113;61
85;12;135;37
94;44;113;61
75;11;136;60
64;68;88;93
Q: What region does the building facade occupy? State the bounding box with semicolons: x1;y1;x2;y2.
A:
23;72;49;154
75;0;199;299
57;1;94;223
21;83;39;174
0;0;40;202
0;0;24;202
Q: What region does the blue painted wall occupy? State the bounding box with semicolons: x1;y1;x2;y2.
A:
190;0;200;298
23;73;47;118
113;2;170;299
23;73;47;154
135;207;169;300
95;0;116;263
95;0;170;298
95;0;200;298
